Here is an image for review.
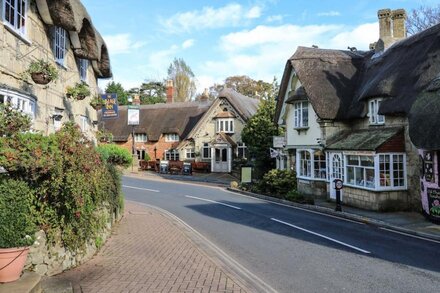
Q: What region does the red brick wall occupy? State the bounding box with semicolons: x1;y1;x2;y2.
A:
115;134;180;161
377;131;405;153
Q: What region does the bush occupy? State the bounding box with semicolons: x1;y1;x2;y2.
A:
0;179;36;248
96;144;134;167
285;190;314;205
257;169;297;198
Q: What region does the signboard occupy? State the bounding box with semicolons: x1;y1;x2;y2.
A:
101;93;119;119
270;148;279;158
127;106;140;126
428;188;440;219
424;152;434;183
334;179;343;190
241;166;252;183
273;136;286;148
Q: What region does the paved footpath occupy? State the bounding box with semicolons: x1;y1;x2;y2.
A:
55;201;250;293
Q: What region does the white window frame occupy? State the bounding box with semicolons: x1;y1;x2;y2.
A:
294;101;308;129
2;0;27;36
216;118;234;133
296;149;327;181
237;142;247;159
202;143;211;159
78;58;88;81
53;108;63;131
164;149;179;161
54;26;67;66
134;133;147;142
185;148;195;159
343;153;407;191
368;98;385;125
0;88;35;120
165;133;179;142
79;115;88;133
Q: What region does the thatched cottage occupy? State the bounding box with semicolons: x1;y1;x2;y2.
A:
275;8;440;217
0;0;111;138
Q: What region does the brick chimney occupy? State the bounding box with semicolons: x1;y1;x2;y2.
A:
133;94;141;106
166;80;173;103
375;8;407;52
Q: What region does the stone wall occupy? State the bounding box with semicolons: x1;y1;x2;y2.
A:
25;206;122;276
341;186;409;211
298;179;327;198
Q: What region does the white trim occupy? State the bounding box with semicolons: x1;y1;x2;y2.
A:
2;0;28;37
368;98;385;125
164;133;179;142
53;26;67;66
216;118;234;134
296;148;327;181
0;88;35;120
293;101;309;129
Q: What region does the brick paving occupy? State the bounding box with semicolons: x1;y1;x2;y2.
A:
56;202;249;293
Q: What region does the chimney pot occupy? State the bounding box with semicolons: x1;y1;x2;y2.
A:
392;9;407;39
166;80;174;103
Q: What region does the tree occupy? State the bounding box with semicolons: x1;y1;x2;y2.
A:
210;75;275;99
105;81;129;105
241;78;281;178
139;81;166;104
407;5;440;35
167;58;197;102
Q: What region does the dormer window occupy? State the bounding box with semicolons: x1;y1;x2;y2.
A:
369;98;385;125
165;133;179;142
134;133;147;142
216;118;234;134
54;26;67;66
294;101;308;129
3;0;27;36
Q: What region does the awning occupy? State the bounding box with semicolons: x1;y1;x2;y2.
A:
326;127;404;151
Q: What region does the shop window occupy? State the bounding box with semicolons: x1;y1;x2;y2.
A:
54;26;67;66
368;98;385;125
294;101;308;129
297;149;326;180
379;154;405;187
313;150;326;179
346;155;375;188
3;0;27;36
202;143;211;159
299;150;311;177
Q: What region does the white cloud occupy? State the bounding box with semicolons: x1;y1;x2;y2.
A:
266;15;284;23
103;33;146;55
317;11;341;17
329;22;378;49
182;39;195;49
161;4;263;33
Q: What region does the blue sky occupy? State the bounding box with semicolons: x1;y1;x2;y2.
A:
81;0;439;93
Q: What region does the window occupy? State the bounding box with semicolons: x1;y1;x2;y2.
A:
0;89;35;120
54;26;67;66
185;148;195;159
165;133;179;142
202;143;211;159
369;99;385;125
313;150;326;179
164;149;179;161
346;155;375;188
379;154;405;188
53;108;63;131
79;116;88;133
299;150;311;177
134;133;147;142
3;0;27;36
294;101;308;128
237;142;247;159
216;118;234;133
78;59;88;81
137;149;146;161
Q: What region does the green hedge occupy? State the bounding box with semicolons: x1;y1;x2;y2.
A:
96;144;134;167
256;169;297;198
0;122;123;250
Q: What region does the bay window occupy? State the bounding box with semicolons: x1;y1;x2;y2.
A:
297;149;327;180
294;101;308;129
0;89;35;120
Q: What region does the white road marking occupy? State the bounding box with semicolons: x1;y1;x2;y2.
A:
123;185;160;193
271;218;371;254
379;227;440;244
185;195;242;210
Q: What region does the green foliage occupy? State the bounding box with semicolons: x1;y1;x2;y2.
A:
66;81;91;99
285;190;314;205
242;93;280;178
26;59;59;81
210;75;276;99
0;179;37;248
0;122;124;251
256;169;297;197
90;96;106;110
128;81;166;105
167;58;196;102
96;129;113;143
106;81;129;105
0;103;32;137
96;144;134;167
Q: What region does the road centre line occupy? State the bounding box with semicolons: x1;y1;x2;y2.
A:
185;195;242;210
379;227;440;244
271;218;371;254
123;185;160;193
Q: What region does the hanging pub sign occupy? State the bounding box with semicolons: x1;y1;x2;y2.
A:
424;151;434;182
101;93;119;119
427;188;440;219
127;105;140;126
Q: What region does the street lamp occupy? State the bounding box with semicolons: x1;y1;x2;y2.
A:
154;146;157;160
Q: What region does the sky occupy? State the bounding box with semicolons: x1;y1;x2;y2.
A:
81;0;439;93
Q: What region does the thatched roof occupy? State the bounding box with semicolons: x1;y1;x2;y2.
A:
276;22;440;149
285;86;307;103
218;88;259;120
101;102;211;142
35;0;112;78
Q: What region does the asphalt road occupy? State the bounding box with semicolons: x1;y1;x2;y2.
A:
122;176;440;293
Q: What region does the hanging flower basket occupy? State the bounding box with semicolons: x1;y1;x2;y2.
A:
25;59;58;85
0;247;29;283
90;96;105;110
66;81;91;101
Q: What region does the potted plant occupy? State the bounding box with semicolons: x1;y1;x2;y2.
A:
0;179;36;283
90;96;105;110
26;59;59;85
66;81;91;100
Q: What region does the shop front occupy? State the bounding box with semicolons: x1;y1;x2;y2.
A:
419;150;440;223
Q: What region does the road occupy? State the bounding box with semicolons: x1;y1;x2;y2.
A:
122;176;440;293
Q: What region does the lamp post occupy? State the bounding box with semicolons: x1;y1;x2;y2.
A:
154;146;157;160
127;95;140;172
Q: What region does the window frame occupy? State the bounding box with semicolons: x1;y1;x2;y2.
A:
164;149;179;161
237;142;247;159
216;118;234;134
293;101;309;129
54;26;67;66
368;98;385;125
2;0;27;37
79;115;88;133
185;148;195;159
78;58;88;81
202;143;211;159
134;133;147;143
297;149;327;181
0;88;35;120
165;133;179;142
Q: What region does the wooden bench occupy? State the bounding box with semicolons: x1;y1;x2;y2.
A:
191;162;210;173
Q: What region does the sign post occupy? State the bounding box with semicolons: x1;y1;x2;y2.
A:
128;104;140;172
334;179;343;212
